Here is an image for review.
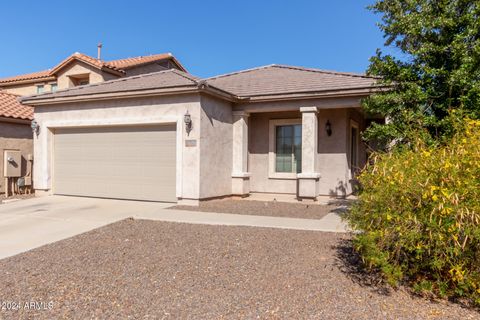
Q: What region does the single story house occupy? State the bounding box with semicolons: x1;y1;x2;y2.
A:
0;91;34;194
22;65;380;205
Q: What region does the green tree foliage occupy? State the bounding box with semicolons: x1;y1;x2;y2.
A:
364;0;480;146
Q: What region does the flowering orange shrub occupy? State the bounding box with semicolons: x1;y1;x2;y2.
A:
347;119;480;305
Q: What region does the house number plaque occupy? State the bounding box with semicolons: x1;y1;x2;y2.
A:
185;139;197;147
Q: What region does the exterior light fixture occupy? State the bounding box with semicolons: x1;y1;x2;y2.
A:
31;119;40;136
325;120;332;136
184;111;192;136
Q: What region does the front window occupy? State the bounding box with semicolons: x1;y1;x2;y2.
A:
275;124;302;173
51;83;58;92
36;85;44;94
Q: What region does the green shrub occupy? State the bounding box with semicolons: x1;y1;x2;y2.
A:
346;118;480;305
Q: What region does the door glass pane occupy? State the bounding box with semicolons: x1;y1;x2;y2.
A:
275;124;302;173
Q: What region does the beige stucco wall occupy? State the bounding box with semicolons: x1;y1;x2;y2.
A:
56;61;117;89
316;108;350;197
1;84;40;96
0;121;33;193
198;95;233;198
33;94;203;201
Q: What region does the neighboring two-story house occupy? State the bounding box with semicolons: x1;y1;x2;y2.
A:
0;52;186;96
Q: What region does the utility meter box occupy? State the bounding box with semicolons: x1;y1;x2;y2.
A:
4;150;21;178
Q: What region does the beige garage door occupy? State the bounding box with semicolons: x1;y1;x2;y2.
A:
53;125;177;202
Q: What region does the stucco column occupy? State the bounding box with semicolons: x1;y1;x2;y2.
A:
297;107;320;199
231;111;250;196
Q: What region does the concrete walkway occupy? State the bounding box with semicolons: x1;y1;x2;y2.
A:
0;196;348;259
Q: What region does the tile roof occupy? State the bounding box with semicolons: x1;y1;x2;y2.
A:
22;64;381;104
106;53;173;69
0;52;183;84
24;69;199;100
0;91;33;120
205;65;378;98
0;70;54;84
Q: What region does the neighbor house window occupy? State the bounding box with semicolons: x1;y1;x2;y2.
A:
36;85;44;94
68;74;90;87
275;124;302;173
268;119;302;179
51;83;58;92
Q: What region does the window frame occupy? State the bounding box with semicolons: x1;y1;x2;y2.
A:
50;83;58;93
36;85;44;94
268;118;302;179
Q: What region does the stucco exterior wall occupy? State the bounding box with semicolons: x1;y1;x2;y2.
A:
33;94;202;201
56;61;115;89
0;121;33;193
1;84;40;96
316;108;350;197
199;95;233;198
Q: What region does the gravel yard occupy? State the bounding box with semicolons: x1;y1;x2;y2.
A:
171;199;340;220
0;219;477;319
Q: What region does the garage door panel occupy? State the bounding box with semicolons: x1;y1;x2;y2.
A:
53;125;176;202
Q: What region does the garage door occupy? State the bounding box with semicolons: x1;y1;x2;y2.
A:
53;125;176;202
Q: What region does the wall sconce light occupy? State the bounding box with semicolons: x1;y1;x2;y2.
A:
325;120;332;136
184;111;193;136
31;119;40;136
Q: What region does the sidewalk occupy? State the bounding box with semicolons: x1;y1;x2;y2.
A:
137;208;349;233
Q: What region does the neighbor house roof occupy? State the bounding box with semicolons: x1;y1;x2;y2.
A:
0;70;56;84
21;69;205;103
106;53;186;71
0;52;186;85
0;91;33;120
206;65;379;100
21;64;381;105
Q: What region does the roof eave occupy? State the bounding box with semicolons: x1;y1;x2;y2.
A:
240;86;386;102
0;116;32;124
22;86;202;106
0;76;57;86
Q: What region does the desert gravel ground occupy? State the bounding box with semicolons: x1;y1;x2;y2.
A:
0;219;477;319
171;199;340;220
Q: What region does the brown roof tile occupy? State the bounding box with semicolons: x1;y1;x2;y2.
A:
206;65;378;98
0;52;184;85
0;91;33;120
0;70;54;84
106;53;173;69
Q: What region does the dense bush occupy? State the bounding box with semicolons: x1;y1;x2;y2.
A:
347;118;480;305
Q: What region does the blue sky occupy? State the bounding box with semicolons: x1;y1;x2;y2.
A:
0;0;387;78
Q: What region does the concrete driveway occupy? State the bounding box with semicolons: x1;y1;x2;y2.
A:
0;196;172;259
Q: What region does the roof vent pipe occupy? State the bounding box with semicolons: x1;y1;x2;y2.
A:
97;42;103;60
